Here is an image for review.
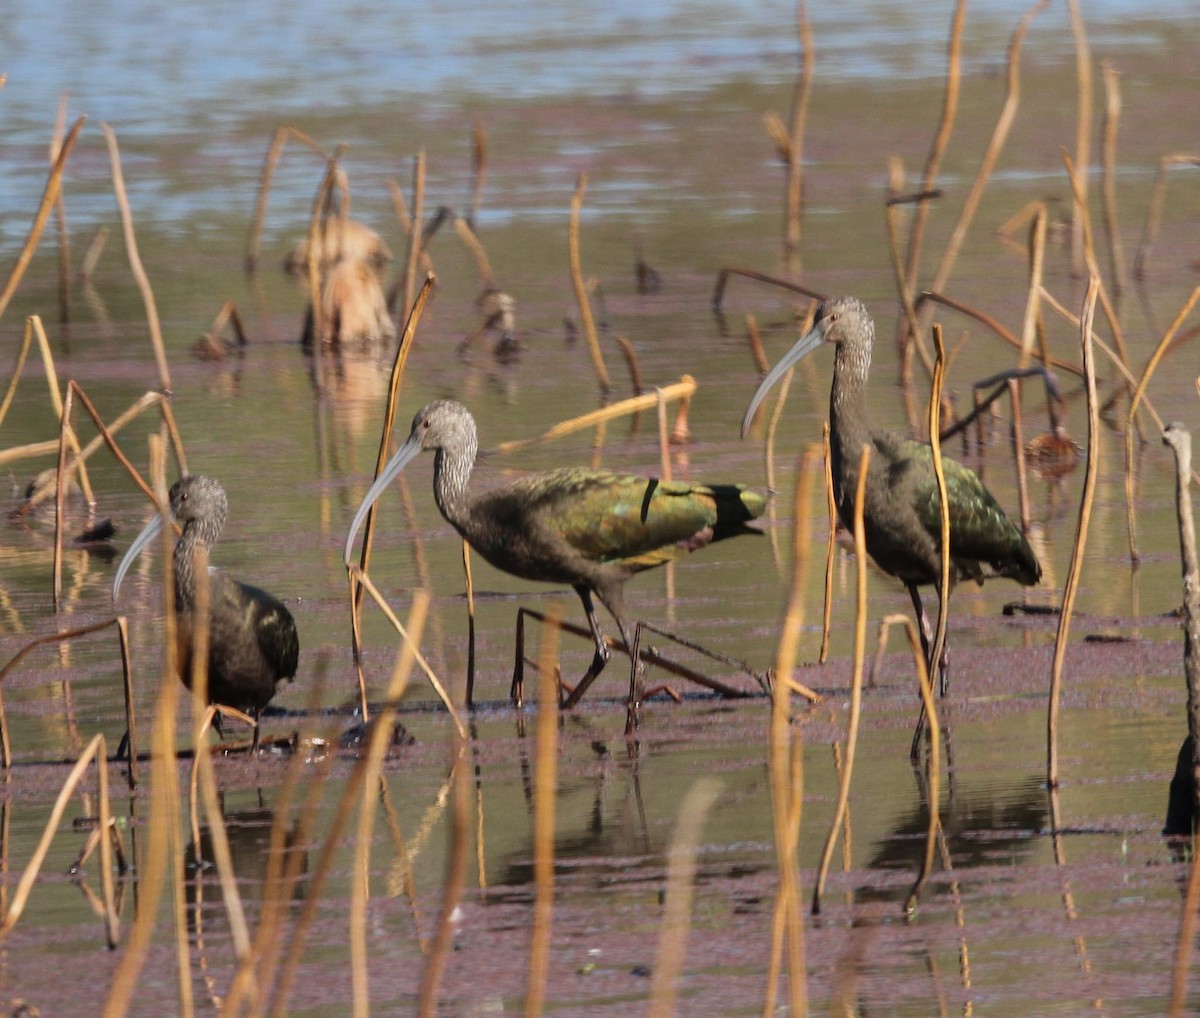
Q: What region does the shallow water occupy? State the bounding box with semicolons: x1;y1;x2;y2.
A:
1;1;1200;1014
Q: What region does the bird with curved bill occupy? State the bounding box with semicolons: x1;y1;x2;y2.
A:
742;295;1040;694
344;399;767;729
113;475;299;752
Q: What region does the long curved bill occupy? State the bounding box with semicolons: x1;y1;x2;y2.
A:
344;430;424;565
740;323;825;439
113;512;165;601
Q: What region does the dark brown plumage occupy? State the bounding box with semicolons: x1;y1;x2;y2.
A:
345;400;766;715
114;475;299;748
743;296;1040;691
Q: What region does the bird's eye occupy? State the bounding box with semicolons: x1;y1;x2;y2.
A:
422;419;431;430
827;313;839;324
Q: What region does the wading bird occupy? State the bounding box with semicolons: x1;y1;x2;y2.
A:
345;400;766;722
114;475;299;750
742;296;1040;691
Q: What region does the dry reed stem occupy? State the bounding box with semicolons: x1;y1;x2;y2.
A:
611;334;644;394
351;591;430;1018
655;389;672;483
79;225;110;281
0;617;131;770
489;376;696;456
244;125;328;272
1162;426;1200;812
402;152;426;321
349;566;466;739
1047;276;1100;789
927;324;951;686
0;115;85;322
897;0;964;351
104;441;188;1017
467;119;487;229
812;444;870;915
50;97;73;324
1164;424;1200;1018
918;290;1082;377
864;614;940;914
819;422;835;663
1170;816;1200;1018
763;445;816;1017
303;147;347;346
886;157;934;386
746;314;770;374
0;733;118;946
350;274;436;718
385;181;436;284
1100;62;1128;293
647;778;722;1018
915;0;1048;343
1133;153;1200;280
102;123;172;393
1066;0;1092;276
453;216;495;289
416;743;472;1018
1009;379;1032;533
779;0;813;270
711;266;825;310
568;174;611;394
1019;204;1048;367
116;614;137;787
1124;284;1200;560
524;605;561;1018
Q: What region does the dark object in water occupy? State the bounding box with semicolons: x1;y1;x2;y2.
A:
1164;734;1197;838
743;295;1041;694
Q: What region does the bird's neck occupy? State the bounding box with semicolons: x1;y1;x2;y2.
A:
829;340;874;508
433;435;478;536
173;520;217;610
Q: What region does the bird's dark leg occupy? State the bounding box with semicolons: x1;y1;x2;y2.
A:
907;584;949;696
619;615;648;735
560;585;612;709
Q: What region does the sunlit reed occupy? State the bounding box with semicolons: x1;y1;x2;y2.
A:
1047;276;1100;789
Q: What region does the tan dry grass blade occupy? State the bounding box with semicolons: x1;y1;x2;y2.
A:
568;174;610;393
927;324;951;693
646;778;722;1018
0;733;118;945
0;115;86;322
350;273;436;719
351;591;431;1018
1066;0;1093;276
489;376;696;457
812;444;871;915
711;266;825;311
1133;153;1200;281
1047;276;1100;789
1100;62;1128;293
244;125;329;272
102;123;172;393
401;152;427;323
524;605;561;1018
819;422;836;663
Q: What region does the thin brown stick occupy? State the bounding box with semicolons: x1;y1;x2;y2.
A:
712;266;825;310
466;119;487;230
813;444;870;914
402;152;426;323
244;124;328;272
780;0;813;270
1048;276;1100;789
1066;0;1093;276
569;174;610;393
1133;154;1200;280
524;605;561;1018
102;123;172;393
647;778;722;1018
1100;62;1127;293
0;115;86;322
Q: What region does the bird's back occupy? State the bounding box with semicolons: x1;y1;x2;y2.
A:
844;432;1039;587
469;468;765;578
179;571;299;713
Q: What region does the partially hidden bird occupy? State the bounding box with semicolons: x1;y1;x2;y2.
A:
742;295;1040;692
344;399;767;719
113;474;299;750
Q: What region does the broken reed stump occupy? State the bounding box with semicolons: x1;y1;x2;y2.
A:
1162;423;1200;835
